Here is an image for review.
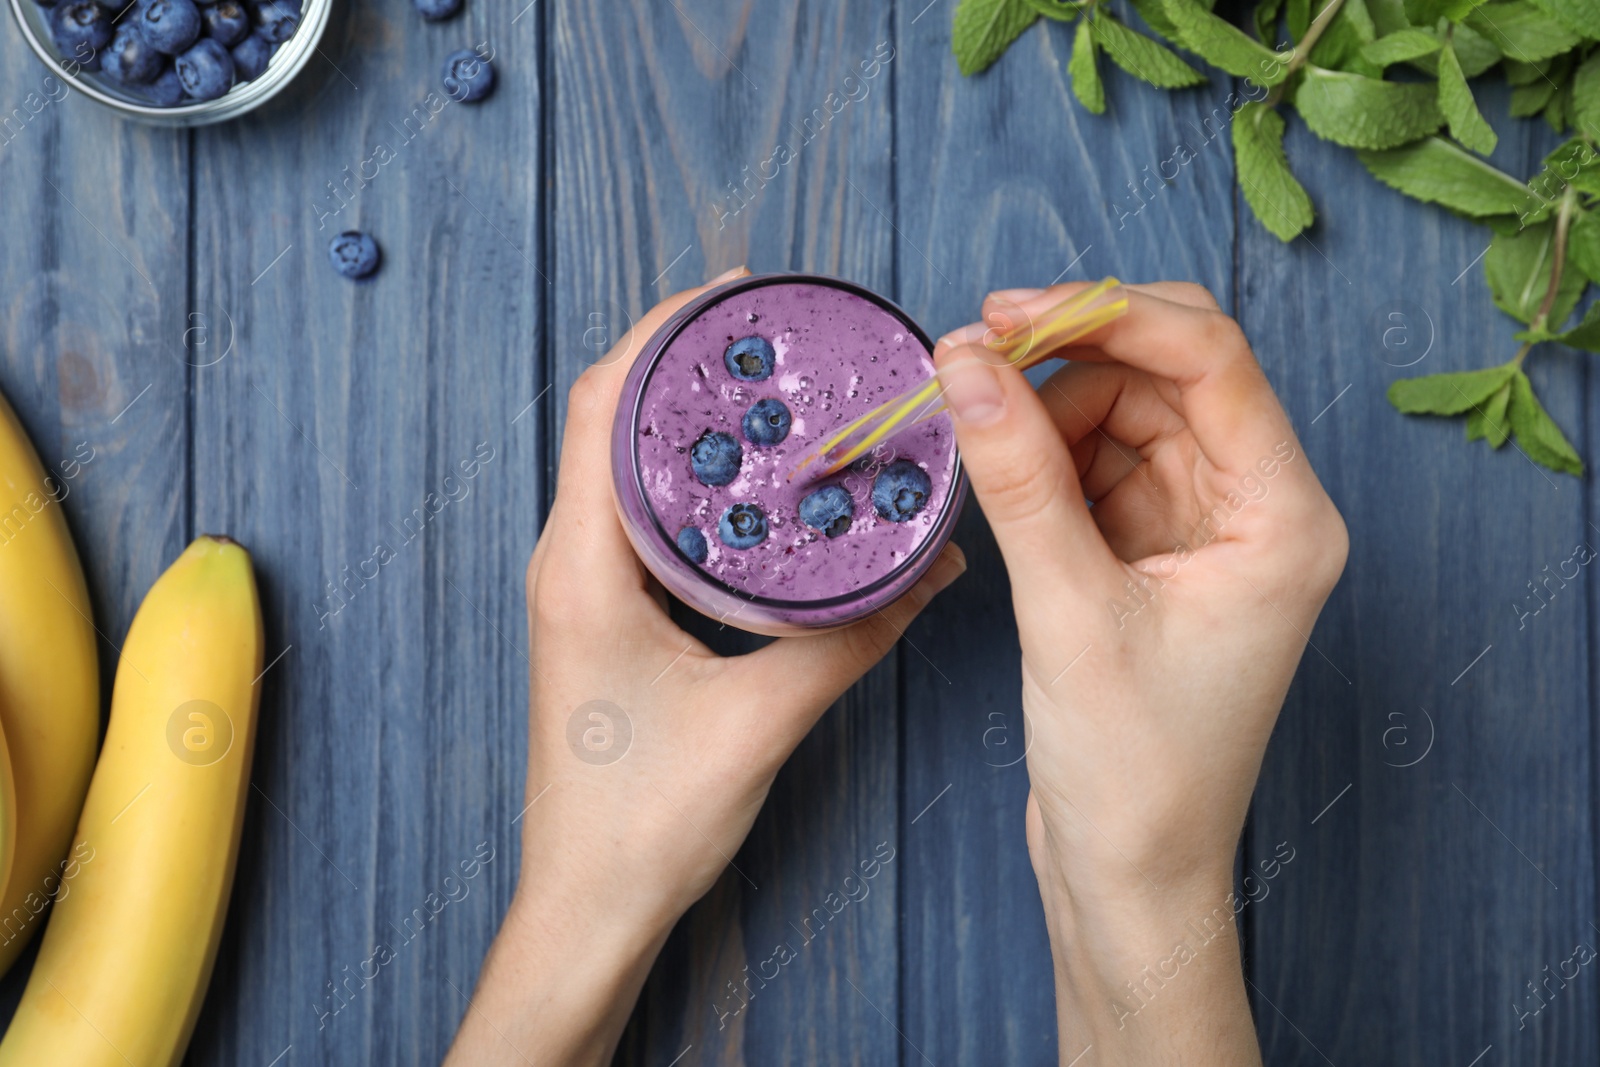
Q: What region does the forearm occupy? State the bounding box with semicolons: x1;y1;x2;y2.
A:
1040;871;1262;1067
444;868;677;1067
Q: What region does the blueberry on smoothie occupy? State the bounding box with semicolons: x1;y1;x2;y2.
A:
718;504;767;550
723;336;775;381
415;0;461;20
49;2;112;65
741;398;791;446
799;485;854;538
101;22;162;83
871;460;932;522
252;0;299;43
175;38;233;100
201;0;250;45
676;527;708;564
442;48;494;102
137;0;201;54
689;430;741;487
328;231;381;279
230;32;272;81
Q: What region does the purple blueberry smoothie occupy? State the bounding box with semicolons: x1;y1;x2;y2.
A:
611;273;965;635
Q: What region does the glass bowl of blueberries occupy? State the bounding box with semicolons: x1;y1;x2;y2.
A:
8;0;331;124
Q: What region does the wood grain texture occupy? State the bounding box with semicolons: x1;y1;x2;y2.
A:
184;0;542;1063
1240;83;1599;1066
894;2;1238;1062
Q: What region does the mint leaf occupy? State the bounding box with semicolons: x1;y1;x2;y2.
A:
1573;53;1600;142
1464;2;1581;63
1070;17;1106;113
1511;79;1560;117
1310;0;1379;72
1554;302;1600;352
1437;40;1498;154
1129;0;1183;42
1545;81;1570;133
1466;378;1513;446
1567;210;1600;285
1543;139;1600;197
1367;0;1412;34
1234;102;1315;240
1021;0;1082;20
1161;0;1292;82
1287;0;1311;39
1504;57;1550;85
1484;219;1586;326
1451;23;1503;77
1387;362;1518;414
1508;368;1583;475
1254;0;1286;43
1358;137;1536;216
1294;66;1444;148
1093;12;1208;87
1360;27;1441;65
1524;0;1600;38
1405;0;1486;22
953;0;1038;75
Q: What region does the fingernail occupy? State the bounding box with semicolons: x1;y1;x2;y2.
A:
989;287;1044;303
708;265;748;284
937;345;1006;427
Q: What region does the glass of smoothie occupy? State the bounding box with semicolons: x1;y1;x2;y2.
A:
610;273;966;636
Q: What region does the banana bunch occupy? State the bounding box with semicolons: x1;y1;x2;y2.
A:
0;387;265;1066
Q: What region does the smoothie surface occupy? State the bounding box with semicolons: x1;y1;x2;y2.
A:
632;281;957;604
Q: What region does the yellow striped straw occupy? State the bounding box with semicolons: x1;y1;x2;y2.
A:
789;277;1128;482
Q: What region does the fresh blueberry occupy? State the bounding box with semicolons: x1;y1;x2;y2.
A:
871;460;933;522
676;527;708;564
137;0;200;53
101;22;162;83
201;0;249;44
49;1;112;65
740;398;791;446
251;0;298;42
414;0;461;19
140;64;185;104
327;231;381;280
723;336;774;381
230;31;271;80
689;430;741;487
175;37;233;99
718;504;767;550
441;48;494;102
799;485;854;538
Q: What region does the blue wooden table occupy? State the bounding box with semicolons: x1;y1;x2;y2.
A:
1;1;1593;1064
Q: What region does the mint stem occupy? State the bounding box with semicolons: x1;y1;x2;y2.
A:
1514;185;1578;368
1265;0;1346;105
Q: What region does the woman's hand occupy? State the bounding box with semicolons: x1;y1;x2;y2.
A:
934;282;1347;1065
445;268;965;1067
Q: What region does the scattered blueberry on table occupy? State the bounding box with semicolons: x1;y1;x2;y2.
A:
414;0;461;20
676;527;709;565
741;398;791;446
690;431;741;487
718;504;768;550
723;336;775;382
327;232;381;280
798;485;854;538
871;460;932;522
441;48;494;103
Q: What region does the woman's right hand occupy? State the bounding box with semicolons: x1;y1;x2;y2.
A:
933;282;1347;1062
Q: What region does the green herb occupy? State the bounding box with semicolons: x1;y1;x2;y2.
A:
950;0;1600;474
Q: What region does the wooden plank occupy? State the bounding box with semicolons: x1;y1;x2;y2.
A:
894;3;1240;1062
1240;85;1599;1065
0;22;191;1014
184;2;543;1061
551;2;902;1063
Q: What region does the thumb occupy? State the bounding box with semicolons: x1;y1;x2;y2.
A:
729;542;968;747
933;339;1113;590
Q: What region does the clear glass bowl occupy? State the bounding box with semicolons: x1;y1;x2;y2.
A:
7;0;332;126
610;272;967;637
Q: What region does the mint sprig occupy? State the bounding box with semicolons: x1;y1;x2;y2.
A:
949;0;1600;475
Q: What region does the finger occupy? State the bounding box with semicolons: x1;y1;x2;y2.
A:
981;284;1301;479
931;338;1123;590
728;542;968;747
544;267;753;583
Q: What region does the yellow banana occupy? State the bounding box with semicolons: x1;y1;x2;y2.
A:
0;719;16;903
0;388;99;974
0;535;263;1067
